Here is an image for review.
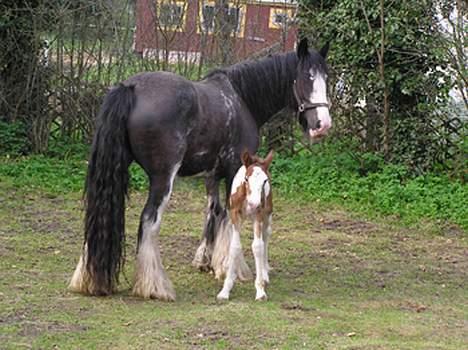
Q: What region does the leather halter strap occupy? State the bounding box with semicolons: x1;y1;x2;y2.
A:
293;80;329;115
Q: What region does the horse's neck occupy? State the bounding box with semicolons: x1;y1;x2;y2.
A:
226;52;297;126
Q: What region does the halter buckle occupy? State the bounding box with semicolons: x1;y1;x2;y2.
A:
298;104;305;112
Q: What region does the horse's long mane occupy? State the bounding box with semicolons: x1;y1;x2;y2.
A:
205;52;299;125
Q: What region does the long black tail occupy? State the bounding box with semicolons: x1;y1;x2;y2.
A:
84;84;136;295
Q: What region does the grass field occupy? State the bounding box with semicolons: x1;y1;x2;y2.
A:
0;177;466;349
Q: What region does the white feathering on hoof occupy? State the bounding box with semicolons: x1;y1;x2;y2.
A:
69;244;100;295
211;216;252;281
192;237;213;271
69;252;90;293
133;237;176;301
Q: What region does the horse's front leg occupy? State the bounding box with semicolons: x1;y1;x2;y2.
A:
252;218;267;301
217;222;242;300
193;176;222;271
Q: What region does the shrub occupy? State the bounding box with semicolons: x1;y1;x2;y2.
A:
0;120;30;156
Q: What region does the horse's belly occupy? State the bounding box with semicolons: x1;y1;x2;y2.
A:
178;151;216;177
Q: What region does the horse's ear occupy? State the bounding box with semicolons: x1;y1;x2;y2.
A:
319;41;330;59
297;38;309;59
241;150;253;167
263;150;274;169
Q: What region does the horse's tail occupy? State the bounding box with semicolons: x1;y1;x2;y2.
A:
71;84;136;296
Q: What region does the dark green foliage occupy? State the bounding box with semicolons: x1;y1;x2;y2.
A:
299;0;461;172
270;141;467;230
0;120;30;156
1;139;466;230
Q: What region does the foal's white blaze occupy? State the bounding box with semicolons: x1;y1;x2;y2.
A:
309;69;331;138
245;166;269;214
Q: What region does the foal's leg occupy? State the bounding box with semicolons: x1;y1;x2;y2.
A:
193;176;222;271
217;222;242;300
263;214;272;284
133;165;180;301
220;168;252;281
252;218;267;300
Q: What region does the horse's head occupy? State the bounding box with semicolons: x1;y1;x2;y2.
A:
241;150;274;215
294;38;331;141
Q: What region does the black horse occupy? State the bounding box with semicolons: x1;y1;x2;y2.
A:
69;38;331;300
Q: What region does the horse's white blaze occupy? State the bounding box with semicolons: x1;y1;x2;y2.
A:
133;162;180;300
308;69;331;136
246;166;269;212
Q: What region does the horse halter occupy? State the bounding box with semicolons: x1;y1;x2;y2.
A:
293;80;329;116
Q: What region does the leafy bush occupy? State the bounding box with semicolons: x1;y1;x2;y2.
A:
46;135;89;160
0;152;148;195
1;139;465;230
270;141;467;230
0;120;30;156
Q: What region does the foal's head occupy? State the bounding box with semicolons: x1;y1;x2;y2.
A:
241;150;274;215
294;38;332;141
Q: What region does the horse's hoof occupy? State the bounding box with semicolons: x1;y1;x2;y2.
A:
196;264;212;273
255;293;268;301
216;291;230;301
132;281;176;301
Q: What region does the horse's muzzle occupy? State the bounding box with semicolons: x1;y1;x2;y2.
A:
306;107;331;140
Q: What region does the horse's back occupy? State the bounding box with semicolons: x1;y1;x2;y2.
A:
125;71;196;121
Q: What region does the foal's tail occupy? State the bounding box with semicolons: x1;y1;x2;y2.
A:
70;84;136;296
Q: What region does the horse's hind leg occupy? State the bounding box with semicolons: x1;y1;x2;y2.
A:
193;176;222;271
211;168;252;281
133;164;180;301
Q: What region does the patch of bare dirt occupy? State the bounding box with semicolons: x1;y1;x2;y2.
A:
160;234;200;265
186;327;242;349
319;217;378;235
280;301;314;311
18;320;87;338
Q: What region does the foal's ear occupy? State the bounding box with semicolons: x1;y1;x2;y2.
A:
241;150;254;167
263;150;274;169
297;38;309;59
319;41;330;59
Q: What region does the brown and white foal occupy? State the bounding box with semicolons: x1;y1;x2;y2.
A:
217;150;274;301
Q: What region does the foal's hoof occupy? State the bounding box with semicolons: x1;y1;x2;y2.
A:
216;291;230;301
255;292;268;301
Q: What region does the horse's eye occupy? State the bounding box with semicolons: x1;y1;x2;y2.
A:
244;176;248;183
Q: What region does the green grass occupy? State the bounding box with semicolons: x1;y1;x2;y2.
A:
1;138;465;230
270;141;468;230
0;167;467;348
